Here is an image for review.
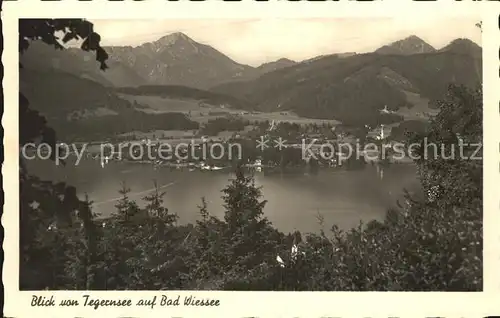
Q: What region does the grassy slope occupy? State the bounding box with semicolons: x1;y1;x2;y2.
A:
20;69;198;141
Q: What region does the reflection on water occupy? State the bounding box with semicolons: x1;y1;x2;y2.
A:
25;158;420;234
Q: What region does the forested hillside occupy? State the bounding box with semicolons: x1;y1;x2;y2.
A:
212;48;481;125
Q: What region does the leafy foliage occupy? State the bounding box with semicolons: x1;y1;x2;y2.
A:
19;19;108;70
19;19;109;155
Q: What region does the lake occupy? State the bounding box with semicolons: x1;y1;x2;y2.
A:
26;159;421;234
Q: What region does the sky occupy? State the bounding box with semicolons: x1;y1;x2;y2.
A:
91;17;482;66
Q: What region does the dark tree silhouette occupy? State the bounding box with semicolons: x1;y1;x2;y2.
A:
19;19;109;289
19;19;108;149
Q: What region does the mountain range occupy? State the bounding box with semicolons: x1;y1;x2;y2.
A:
21;33;481;91
20;32;482;135
21;32;299;89
211;36;482;124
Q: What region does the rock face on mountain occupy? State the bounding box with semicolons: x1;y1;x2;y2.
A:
102;32;255;89
375;35;436;55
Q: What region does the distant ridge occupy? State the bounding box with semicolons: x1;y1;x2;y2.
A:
212;35;481;125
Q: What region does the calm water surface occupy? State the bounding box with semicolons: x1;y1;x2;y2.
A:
27;159;420;234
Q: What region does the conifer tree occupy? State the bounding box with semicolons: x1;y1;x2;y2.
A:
196;197;210;250
142;181;177;225
221;165;276;270
65;195;100;289
114;181;140;221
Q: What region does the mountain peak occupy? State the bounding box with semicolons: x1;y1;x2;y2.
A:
275;58;295;63
405;35;424;41
256;58;296;73
440;38;482;57
259;58;295;66
376;35;436;55
157;32;193;45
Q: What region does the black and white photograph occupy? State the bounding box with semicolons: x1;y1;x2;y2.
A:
17;16;483;292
